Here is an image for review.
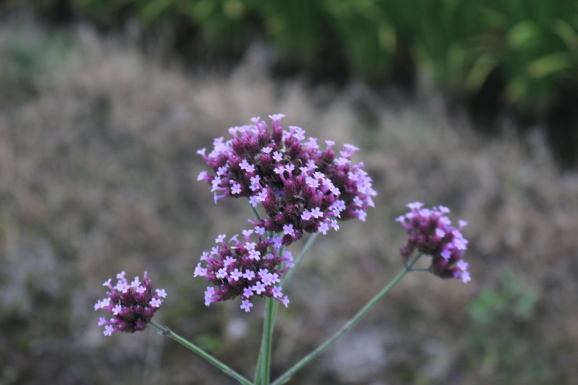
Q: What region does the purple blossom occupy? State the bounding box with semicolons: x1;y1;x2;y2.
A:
197;114;377;246
94;271;166;336
194;230;295;311
397;202;471;283
241;300;253;312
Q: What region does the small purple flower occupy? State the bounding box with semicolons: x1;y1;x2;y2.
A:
94;271;166;336
397;202;471;283
240;300;253;312
194;230;295;311
197;114;377;246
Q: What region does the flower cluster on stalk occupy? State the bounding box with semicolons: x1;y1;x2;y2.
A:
195;114;376;311
197;114;377;246
194;230;294;312
94;271;166;336
396;202;470;283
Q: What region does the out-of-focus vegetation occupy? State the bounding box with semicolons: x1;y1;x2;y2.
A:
465;270;550;384
20;0;578;120
1;20;578;384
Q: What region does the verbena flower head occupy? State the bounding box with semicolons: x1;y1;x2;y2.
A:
396;202;470;283
194;230;293;311
197;114;377;246
94;271;166;336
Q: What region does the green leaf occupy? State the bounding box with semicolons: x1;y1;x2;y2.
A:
506;75;529;103
552;18;578;52
465;53;498;91
526;52;571;78
507;21;539;49
223;0;245;19
139;0;172;24
481;7;508;29
377;22;397;52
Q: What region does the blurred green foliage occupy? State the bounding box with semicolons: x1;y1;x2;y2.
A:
467;270;552;384
0;25;73;100
20;0;578;116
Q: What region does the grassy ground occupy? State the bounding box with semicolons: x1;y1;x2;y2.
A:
1;21;578;385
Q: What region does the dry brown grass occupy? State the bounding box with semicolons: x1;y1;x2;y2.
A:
1;22;577;385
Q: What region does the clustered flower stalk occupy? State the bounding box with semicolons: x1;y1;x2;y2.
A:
94;271;166;336
94;114;471;385
396;202;470;282
194;114;377;312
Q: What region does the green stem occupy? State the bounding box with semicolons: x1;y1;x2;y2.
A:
281;232;319;287
271;253;423;385
149;321;253;385
254;297;279;385
250;205;261;221
256;232;319;382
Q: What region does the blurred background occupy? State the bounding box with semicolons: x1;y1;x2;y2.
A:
1;1;577;384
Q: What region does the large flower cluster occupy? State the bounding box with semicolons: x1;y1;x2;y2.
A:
197;114;376;246
194;230;294;312
396;202;470;283
94;271;167;336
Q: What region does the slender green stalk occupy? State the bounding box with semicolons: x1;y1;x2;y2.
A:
281;232;319;287
250;205;261;221
252;203;320;383
149;321;253;385
271;253;423;385
254;298;279;385
256;232;319;383
249;202;275;248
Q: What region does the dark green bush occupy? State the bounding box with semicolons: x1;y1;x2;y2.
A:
19;0;578;117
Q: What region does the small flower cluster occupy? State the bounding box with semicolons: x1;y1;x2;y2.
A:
194;230;293;312
396;202;470;283
94;271;167;336
197;114;376;246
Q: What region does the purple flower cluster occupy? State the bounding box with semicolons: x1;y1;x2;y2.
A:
396;202;470;283
194;230;294;312
194;114;376;310
197;114;376;246
94;271;166;336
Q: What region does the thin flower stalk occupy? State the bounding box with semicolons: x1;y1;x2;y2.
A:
150;322;253;385
281;232;319;287
271;253;423;385
254;298;279;385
